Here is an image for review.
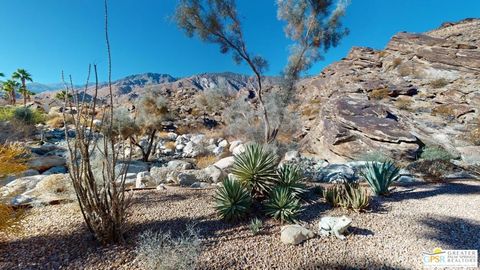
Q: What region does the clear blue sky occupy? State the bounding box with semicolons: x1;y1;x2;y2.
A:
0;0;478;83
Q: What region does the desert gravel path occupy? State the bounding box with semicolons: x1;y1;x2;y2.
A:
1;180;479;270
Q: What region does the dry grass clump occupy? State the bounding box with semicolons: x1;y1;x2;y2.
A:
46;114;74;128
430;78;449;89
397;64;412;77
135;226;202;270
0;203;25;234
391;57;402;69
164;141;176;151
395;97;413;110
175;125;191;135
0;143;29;177
431;104;455;118
196;154;217;169
369;88;390;100
301;106;320;117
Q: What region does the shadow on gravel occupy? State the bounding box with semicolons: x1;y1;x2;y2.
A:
419;216;480;251
298;262;408;270
385;182;480;203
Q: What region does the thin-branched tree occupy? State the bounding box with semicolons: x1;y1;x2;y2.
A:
63;0;132;245
12;69;33;106
175;0;348;143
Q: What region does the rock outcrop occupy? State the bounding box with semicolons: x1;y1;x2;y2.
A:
299;18;480;164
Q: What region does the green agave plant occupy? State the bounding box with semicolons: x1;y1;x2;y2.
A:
264;187;301;224
360;161;400;196
323;184;343;207
276;164;307;199
231;143;277;198
214;177;252;221
343;182;370;212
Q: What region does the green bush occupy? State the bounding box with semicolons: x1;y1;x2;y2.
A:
264;187;301;224
323;184;342;207
275;164;307;199
0;106;44;124
360;161;399;196
214;177;252;221
420;145;454;161
231;143;277;198
249;218;263;235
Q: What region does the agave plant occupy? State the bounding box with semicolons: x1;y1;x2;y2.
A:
249;218;263;235
214;177;252;221
343;182;370;212
360;161;400;196
264;187;301;224
323;184;343;207
231;143;277;198
275;164;307;199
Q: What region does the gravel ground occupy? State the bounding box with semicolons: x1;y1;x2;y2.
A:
1;180;479;270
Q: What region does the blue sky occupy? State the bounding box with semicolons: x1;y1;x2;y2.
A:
0;0;478;83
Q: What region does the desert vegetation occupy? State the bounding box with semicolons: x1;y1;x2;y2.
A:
1;1;479;270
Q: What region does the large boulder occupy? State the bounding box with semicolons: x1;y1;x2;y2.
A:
167;160;193;170
177;170;210;186
203;165;226;183
150;166;181;184
213;156;235;171
280;224;315;245
17;174;75;205
28;156;66;172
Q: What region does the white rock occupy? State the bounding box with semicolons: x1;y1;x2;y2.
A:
229;140;243;152
280;224;315;245
284;150;300;162
28;156;66;172
167;132;178;141
191;134;205;144
176;144;185;151
156;184;166;190
213;156;235;170
218;139;229;148
213;146;225;156
203;165;226;183
190;182;210;188
232;144;246;156
167;160;193;170
136;171;154;188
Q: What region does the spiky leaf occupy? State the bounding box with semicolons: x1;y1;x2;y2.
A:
214;177;252;221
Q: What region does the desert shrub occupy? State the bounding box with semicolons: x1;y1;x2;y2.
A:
275;164;307;199
391;57;403;69
431;104;455;118
420;145;454;161
249;218;263;235
0;203;25;233
214;177;252;221
135;226;201;270
264;187;301;224
406;159;455;182
397;64;412;77
369;88;390;100
164;141;176;151
301;106;320;117
231;143;277;198
0;143;29;177
46;114;74;128
430;78;449;89
13;107;44;125
196;154;217;169
360;161;400;196
395;97;413;110
0;106;15;121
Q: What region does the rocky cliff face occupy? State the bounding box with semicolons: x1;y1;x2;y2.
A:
299;18;480;164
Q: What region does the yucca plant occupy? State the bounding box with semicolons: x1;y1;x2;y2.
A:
343;182;370;212
264;187;301;224
214;177;252;221
231;144;277;198
275;164;307;199
360;161;400;196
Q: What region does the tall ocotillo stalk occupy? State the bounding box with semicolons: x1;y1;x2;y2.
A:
62;0;132;245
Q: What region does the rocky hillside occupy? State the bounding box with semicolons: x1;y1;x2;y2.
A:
298;18;480;164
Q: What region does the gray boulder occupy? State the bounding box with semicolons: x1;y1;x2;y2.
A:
167;160;193;170
203;165;226;183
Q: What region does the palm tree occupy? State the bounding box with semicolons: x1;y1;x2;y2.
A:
12;69;33;106
2;80;20;105
55;90;73;107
